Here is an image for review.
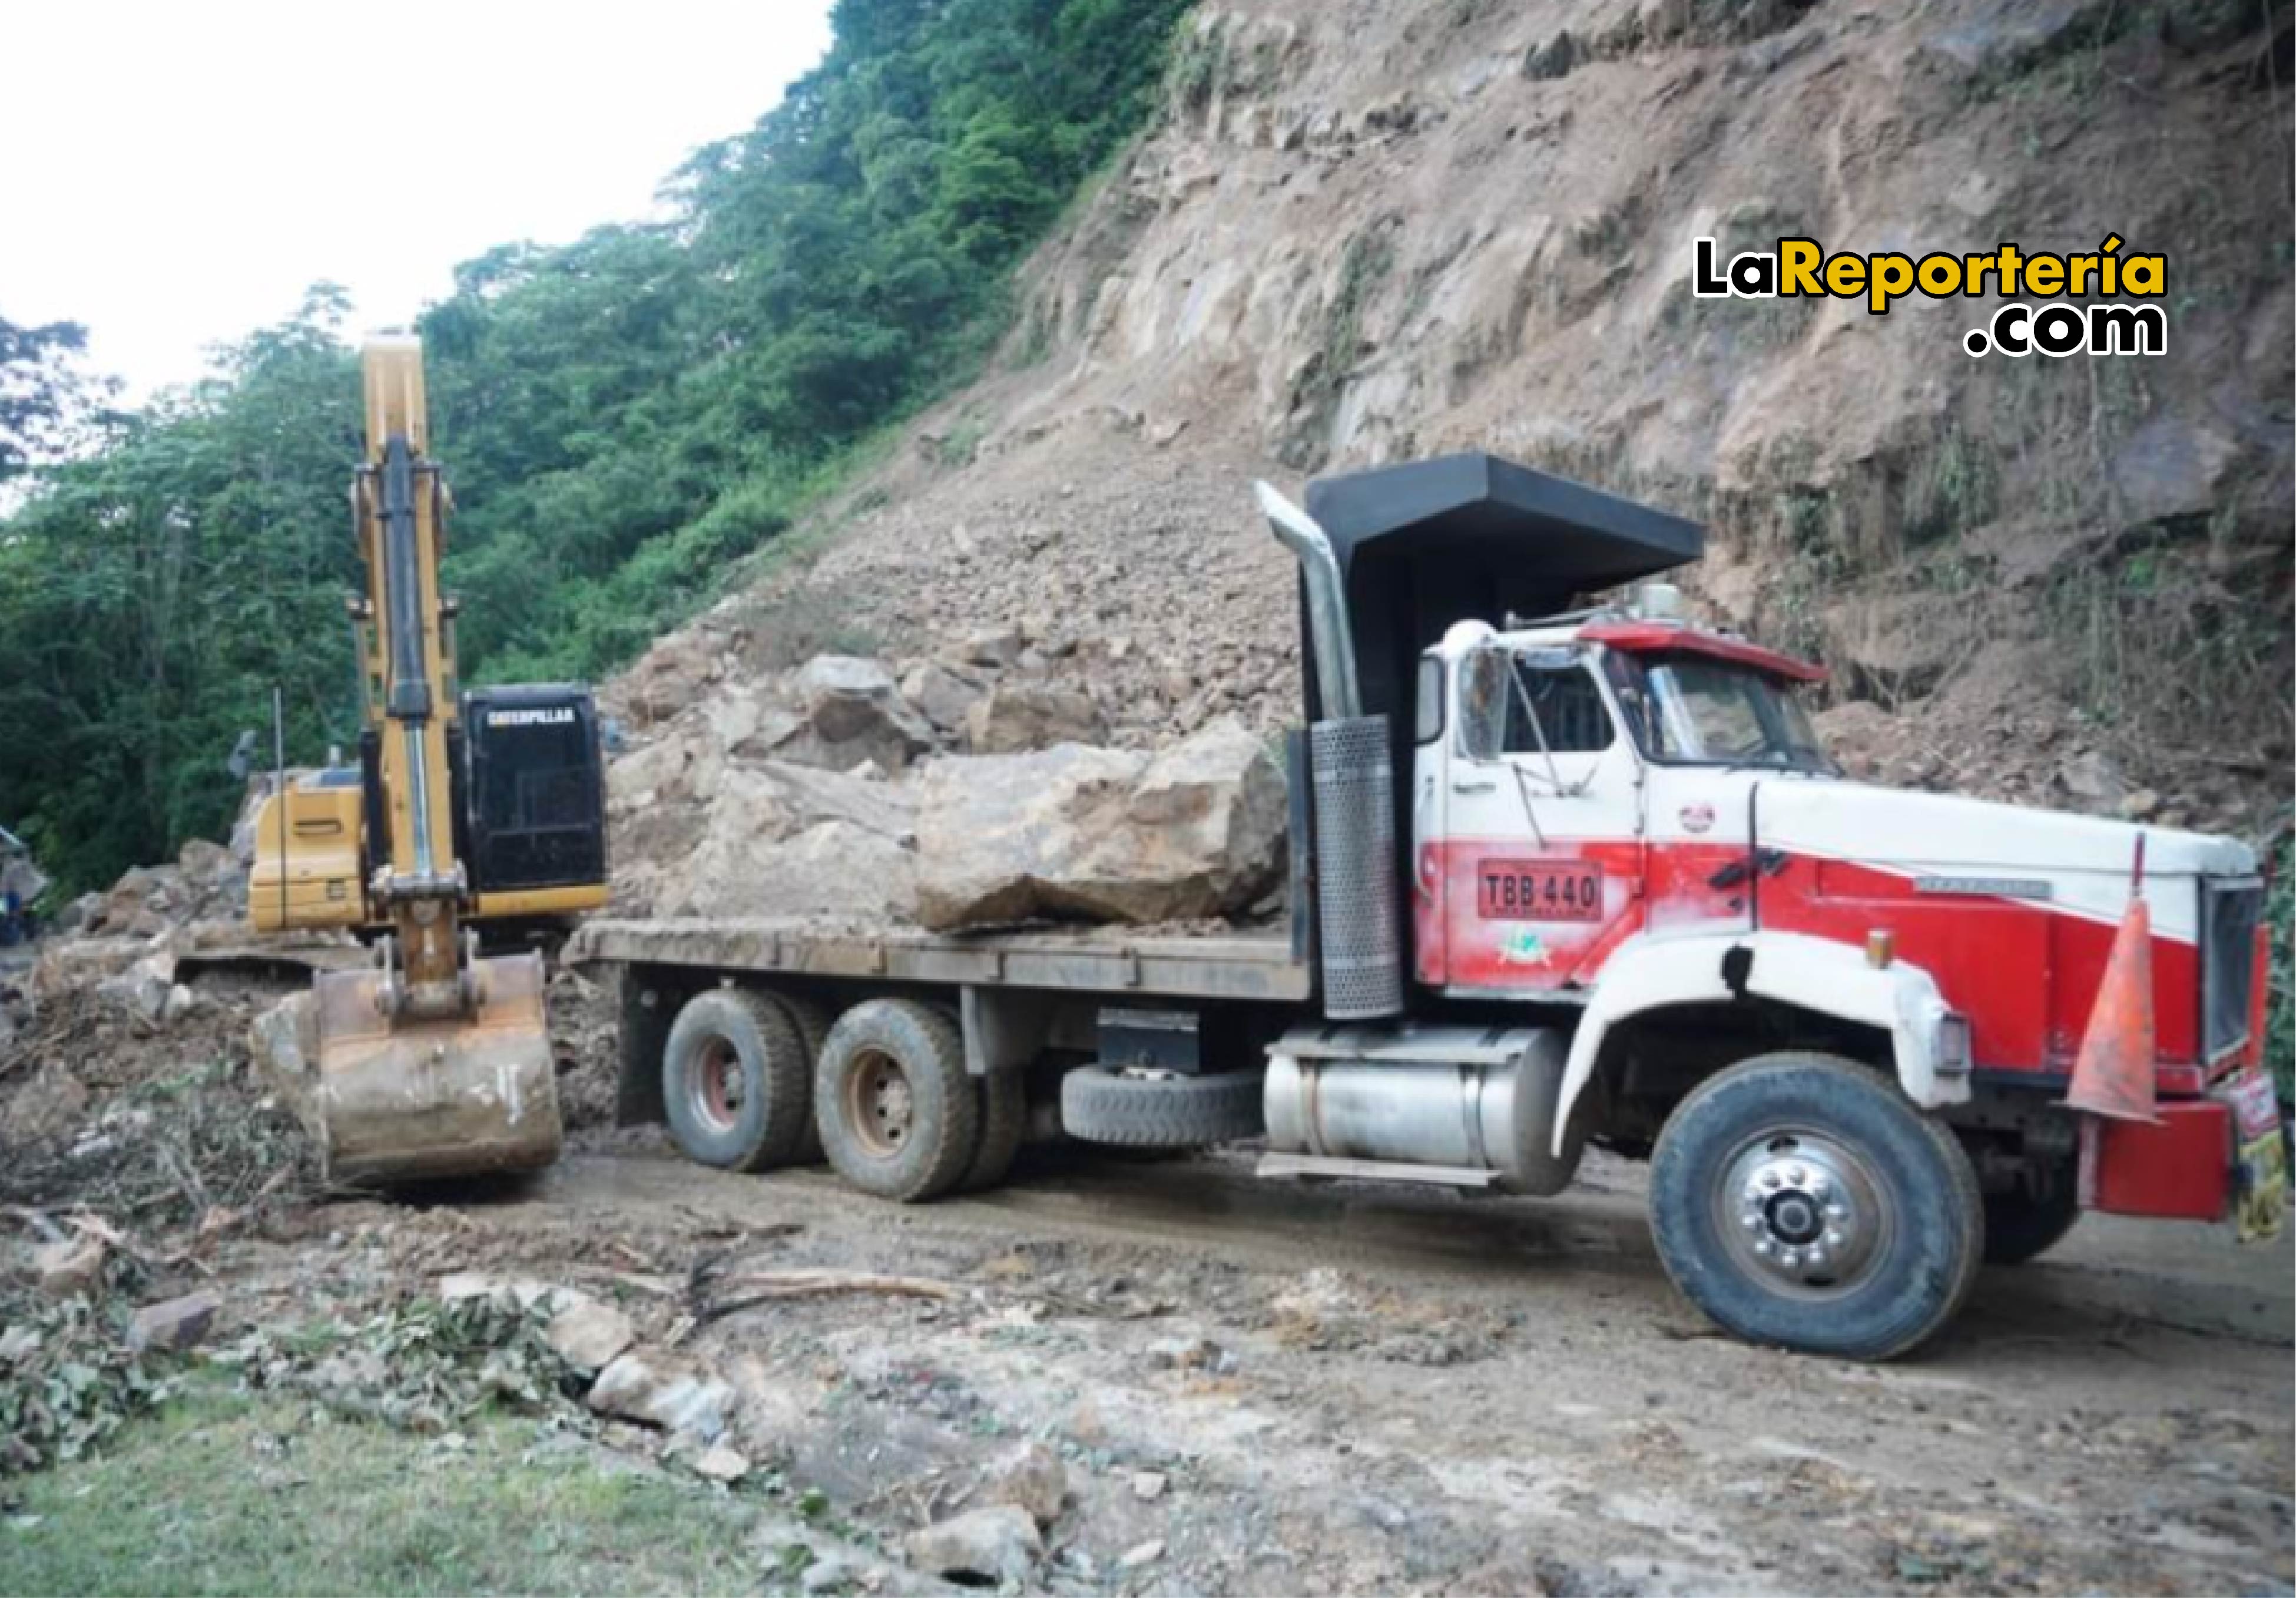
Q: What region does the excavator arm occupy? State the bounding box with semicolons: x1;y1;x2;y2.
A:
252;338;571;1182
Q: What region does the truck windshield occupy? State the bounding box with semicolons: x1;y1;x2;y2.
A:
1608;654;1834;773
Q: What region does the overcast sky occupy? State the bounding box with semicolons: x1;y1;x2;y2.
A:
4;0;834;399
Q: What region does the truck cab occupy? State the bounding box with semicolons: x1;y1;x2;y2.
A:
1254;452;2280;1357
1412;606;1830;994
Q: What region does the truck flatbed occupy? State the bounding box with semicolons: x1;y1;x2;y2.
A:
565;917;1311;1004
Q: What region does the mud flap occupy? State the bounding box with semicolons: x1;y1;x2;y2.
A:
256;951;562;1183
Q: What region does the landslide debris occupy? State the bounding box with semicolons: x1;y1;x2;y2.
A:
601;0;2290;846
605;644;1289;932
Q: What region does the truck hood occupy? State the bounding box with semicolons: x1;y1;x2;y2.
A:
1752;778;2255;942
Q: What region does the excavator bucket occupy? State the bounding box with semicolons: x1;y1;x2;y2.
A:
255;951;562;1184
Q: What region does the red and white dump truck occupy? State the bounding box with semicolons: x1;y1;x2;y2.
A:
568;452;2282;1360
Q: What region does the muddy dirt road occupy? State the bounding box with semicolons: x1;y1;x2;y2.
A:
226;1136;2294;1597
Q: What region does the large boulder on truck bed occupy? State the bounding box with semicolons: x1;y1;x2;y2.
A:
913;717;1284;929
658;762;917;921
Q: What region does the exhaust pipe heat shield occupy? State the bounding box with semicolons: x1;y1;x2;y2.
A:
259;950;562;1183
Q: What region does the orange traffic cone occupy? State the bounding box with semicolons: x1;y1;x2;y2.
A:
2063;835;2159;1124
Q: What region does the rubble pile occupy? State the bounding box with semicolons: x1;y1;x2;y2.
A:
605;644;1290;931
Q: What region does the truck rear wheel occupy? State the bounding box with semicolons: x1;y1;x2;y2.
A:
1060;1064;1264;1149
768;991;833;1166
662;988;811;1173
816;1000;980;1202
1648;1052;1984;1361
961;1069;1027;1193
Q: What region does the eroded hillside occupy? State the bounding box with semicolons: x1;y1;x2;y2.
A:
609;0;2293;867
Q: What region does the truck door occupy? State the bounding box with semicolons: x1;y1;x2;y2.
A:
1435;644;1644;994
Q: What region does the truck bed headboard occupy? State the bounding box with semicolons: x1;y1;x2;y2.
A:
1301;452;1705;726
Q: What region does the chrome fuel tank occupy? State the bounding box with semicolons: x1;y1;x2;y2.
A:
1262;1024;1578;1195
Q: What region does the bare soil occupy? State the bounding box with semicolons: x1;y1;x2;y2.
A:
201;1129;2295;1597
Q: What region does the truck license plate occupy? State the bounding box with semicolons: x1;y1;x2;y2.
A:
1477;860;1602;922
2224;1068;2287;1245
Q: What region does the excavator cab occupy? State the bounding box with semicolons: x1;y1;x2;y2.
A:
458;684;609;920
250;337;605;1183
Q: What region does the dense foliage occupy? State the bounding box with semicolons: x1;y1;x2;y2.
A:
0;0;1190;889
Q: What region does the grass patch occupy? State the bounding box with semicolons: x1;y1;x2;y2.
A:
0;1382;767;1597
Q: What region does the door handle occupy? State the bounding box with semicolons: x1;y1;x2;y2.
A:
1452;779;1496;795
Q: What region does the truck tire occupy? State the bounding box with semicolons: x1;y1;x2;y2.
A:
815;1000;980;1202
1982;1166;2080;1265
961;1069;1028;1193
768;991;833;1166
1648;1052;1984;1361
662;988;811;1173
1061;1064;1263;1149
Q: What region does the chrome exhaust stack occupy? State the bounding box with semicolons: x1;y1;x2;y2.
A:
1258;481;1402;1020
1255;481;1361;720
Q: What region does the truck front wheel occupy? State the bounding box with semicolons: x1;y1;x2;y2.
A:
1648;1053;1984;1361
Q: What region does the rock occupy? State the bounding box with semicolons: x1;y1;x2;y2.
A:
95;952;178;1028
126;1291;221;1354
438;1274;636;1372
673;818;916;923
1522;29;1577;80
98;866;161;932
588;1349;736;1440
622;632;720;723
985;1440;1067;1527
656;762;919;921
544;1296;638;1372
903;1506;1042;1586
1119;1539;1167;1569
249;994;324;1142
2108;416;2241;528
965;683;1108;754
32;1236;105;1299
1147;1335;1228;1372
913;719;1285;930
1921;0;2108;77
688;1444;750;1484
608;729;725;815
176;837;233;888
1132;1470;1169;1501
2118;788;2163;822
1827;591;1960;702
902;663;989;735
964;627;1025;668
2056;750;2128;812
793;655;935;770
700;685;784;758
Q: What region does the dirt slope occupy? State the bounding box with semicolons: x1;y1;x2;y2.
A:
611;0;2292;852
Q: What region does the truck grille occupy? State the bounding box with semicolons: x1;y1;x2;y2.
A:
2201;877;2264;1061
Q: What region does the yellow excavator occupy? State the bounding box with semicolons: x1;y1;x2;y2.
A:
248;336;608;1182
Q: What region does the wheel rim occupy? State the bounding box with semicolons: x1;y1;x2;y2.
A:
696;1038;745;1132
1713;1125;1892;1296
844;1047;914;1158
